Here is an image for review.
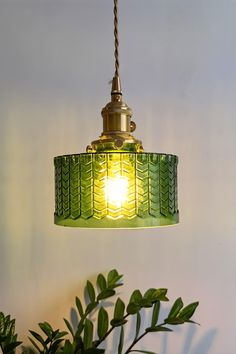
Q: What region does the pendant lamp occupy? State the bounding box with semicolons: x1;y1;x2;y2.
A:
54;0;179;228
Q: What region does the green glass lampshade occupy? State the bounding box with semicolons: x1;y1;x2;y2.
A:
53;2;179;229
54;152;178;228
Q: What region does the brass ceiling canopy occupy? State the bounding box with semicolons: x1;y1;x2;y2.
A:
54;0;179;228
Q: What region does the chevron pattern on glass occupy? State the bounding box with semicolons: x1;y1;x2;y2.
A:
54;153;178;228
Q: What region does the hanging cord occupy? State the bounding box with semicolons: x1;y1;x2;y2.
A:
114;0;119;77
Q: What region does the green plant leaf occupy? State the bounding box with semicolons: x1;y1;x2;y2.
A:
29;331;46;348
4;341;22;354
130;350;158;354
151;301;160;327
83;319;93;349
97;274;107;292
164;318;185;325
28;337;42;352
144;288;169;303
110;319;127;327
114;298;125;320
87;281;96;303
97;289;115;301
146;325;173;333
185;319;200;325
129;290;142;305
85;302;99;315
38;322;53;338
75;320;84;338
54;331;68;340
177;302;199;321
167;297;184;319
139;298;153;308
107;270;123;288
108;282;124;290
153;289;169;302
107;269;118;284
118;326;124;354
74;334;83;349
51;339;64;354
135;312;141;340
63;319;74;337
76;297;84;318
143;288;158;300
63;340;74;354
97;307;109;339
127;303;140;315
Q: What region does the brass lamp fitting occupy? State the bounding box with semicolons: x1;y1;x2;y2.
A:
88;76;143;152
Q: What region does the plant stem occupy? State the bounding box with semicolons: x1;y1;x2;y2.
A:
95;314;129;348
123;322;166;354
123;332;147;354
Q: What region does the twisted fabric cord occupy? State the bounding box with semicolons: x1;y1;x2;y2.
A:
114;0;119;77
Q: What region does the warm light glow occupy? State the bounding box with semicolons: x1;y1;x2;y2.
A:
105;176;128;207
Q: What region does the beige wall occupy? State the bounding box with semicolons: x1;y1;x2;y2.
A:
0;1;235;354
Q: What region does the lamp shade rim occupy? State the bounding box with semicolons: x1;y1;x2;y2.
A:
54;213;179;229
54;151;179;160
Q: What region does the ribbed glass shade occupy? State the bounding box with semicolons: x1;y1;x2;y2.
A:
54;152;179;228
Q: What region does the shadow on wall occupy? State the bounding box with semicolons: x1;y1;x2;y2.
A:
161;325;217;354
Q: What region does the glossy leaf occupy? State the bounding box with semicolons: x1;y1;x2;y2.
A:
177;302;199;320
86;302;99;315
135;312;141;340
110;319;127;327
139;298;153;308
76;297;84;318
118;326;124;354
107;270;123;289
64;319;74;337
164;318;185;325
84;319;93;349
127;303;140;315
107;269;119;284
185;319;200;325
4;341;22;354
97;307;109;339
146;326;173;333
154;289;169;302
75;320;84;338
168;297;184;319
143;288;157;300
97;274;107;292
63;340;74;354
129;290;142;304
114;298;125;320
29;331;46;348
54;331;68;340
38;322;53;338
87;281;96;303
151;301;160;327
51;339;64;353
97;289;115;301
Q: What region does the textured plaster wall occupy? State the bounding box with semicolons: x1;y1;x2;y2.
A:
0;1;235;354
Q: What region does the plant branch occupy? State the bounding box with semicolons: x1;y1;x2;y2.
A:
123;332;147;354
123;322;166;354
95;314;129;348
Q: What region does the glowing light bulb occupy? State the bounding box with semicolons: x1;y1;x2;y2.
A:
106;177;128;207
